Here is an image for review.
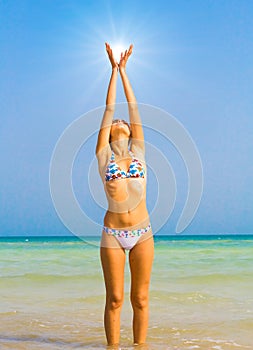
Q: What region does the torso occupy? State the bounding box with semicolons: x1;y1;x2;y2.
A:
99;149;149;229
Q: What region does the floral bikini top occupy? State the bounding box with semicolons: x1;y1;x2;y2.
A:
105;150;145;182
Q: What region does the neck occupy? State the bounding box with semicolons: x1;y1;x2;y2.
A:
111;139;129;156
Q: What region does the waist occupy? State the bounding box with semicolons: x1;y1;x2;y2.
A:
106;196;147;215
104;207;150;231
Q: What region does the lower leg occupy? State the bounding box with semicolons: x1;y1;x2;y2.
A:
104;297;123;345
132;297;149;344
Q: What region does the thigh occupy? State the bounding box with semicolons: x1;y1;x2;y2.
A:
100;244;126;297
129;235;154;295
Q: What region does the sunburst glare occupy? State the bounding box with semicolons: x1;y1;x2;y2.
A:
61;9;167;107
110;43;128;63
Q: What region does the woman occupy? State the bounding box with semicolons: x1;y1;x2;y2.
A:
96;42;154;347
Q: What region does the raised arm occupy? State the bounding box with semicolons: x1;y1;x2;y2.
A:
119;45;145;152
96;43;118;156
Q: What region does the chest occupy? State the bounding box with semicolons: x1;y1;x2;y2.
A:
105;156;145;181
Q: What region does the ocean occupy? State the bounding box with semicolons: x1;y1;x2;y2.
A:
0;234;252;349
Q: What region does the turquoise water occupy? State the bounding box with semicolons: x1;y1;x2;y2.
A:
0;235;253;349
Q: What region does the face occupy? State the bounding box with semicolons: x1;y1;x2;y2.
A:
112;119;130;127
110;119;131;141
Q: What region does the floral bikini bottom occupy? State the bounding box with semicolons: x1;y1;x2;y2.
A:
102;223;152;250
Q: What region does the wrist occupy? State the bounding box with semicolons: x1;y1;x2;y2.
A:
119;66;126;73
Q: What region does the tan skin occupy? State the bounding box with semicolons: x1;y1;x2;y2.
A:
96;43;154;347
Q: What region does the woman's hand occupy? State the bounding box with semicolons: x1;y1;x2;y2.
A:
119;44;133;70
105;42;118;70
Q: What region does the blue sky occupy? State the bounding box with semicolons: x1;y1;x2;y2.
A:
1;0;253;236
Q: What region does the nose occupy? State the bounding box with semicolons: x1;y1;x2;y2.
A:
113;119;123;124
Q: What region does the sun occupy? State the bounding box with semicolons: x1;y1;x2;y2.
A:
111;43;127;63
69;11;160;105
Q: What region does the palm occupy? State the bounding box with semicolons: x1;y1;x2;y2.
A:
119;44;133;69
105;42;118;69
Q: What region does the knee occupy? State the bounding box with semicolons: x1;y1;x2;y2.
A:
131;294;148;310
106;293;124;310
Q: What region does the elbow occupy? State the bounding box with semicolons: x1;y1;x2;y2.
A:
128;101;138;111
105;104;115;112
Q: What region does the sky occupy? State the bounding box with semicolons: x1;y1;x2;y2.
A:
1;0;253;237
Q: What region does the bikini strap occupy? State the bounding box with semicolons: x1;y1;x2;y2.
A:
111;151;115;160
129;150;134;158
